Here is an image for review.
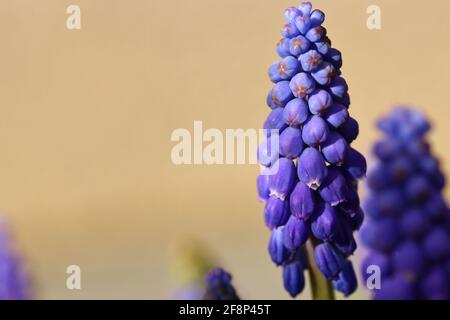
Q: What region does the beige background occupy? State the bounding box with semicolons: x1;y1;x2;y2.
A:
0;0;449;299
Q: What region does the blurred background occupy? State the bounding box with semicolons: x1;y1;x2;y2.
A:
0;0;449;299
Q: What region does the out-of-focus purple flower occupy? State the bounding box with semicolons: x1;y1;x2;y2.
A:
420;267;449;300
361;107;450;300
0;219;30;300
372;274;415;300
203;268;240;300
259;2;365;298
360;252;392;283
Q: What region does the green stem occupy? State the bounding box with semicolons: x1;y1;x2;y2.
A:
305;238;335;300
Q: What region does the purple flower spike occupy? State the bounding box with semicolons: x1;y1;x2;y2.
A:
283;216;309;250
289;36;311;56
257;168;270;201
298;2;312;15
302;115;329;147
339;117;359;143
308;89;333;115
311;203;337;240
284;7;300;23
270;81;294;108
290;181;316;219
321;131;349;165
310;10;325;28
269;57;301;83
263;108;287;135
289;73;316;98
294;13;311;35
318;168;348;206
282;23;300;38
343;148;367;179
276;38;291;58
283;258;305;297
269;227;290;266
305;26;326;42
327;48;342;69
257;135;279;167
324;103;349;128
314;39;331;55
283;98;309;126
297;147;328;190
264;197;291;230
331;218;357;256
259;2;366;297
280;127;304;159
311;62;335;85
333;260;357;297
299;49;323;72
313;242;344;280
328;77;348;99
269;158;296;200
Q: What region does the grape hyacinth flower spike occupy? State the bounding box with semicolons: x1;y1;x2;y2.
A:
203;268;240;300
361;107;450;300
0;219;30;300
258;2;366;299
